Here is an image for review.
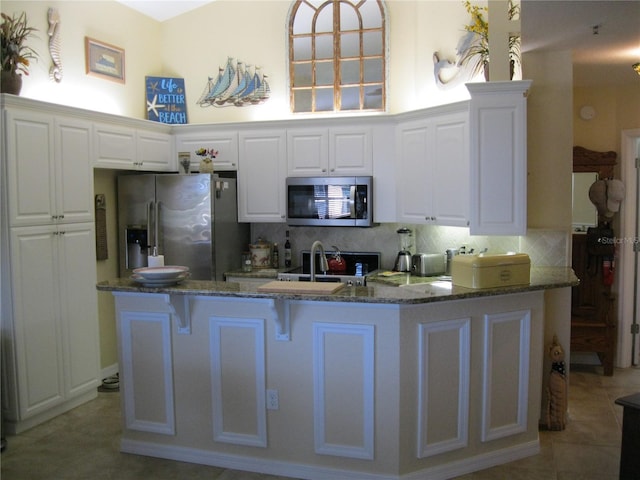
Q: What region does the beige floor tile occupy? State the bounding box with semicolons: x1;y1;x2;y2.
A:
2;366;639;480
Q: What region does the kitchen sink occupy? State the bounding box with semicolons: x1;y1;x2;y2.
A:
398;279;452;295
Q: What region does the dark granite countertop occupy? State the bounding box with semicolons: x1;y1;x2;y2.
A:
97;267;578;305
224;268;286;279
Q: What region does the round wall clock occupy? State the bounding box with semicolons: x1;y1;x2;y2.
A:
580;105;596;120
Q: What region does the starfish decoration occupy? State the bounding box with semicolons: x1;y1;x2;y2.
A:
146;94;166;117
147;80;159;94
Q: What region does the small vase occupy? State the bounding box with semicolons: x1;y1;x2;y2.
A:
1;71;23;95
483;61;489;81
199;159;214;174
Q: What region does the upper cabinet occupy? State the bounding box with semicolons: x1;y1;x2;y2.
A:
174;129;239;171
5;109;94;227
287;126;372;177
93;122;174;171
467;81;532;236
238;130;287;223
396;104;470;227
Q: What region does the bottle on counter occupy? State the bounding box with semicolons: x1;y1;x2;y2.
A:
272;243;279;268
242;251;252;272
284;230;292;267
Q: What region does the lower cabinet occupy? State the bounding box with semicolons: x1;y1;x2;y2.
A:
3;223;100;432
111;290;544;479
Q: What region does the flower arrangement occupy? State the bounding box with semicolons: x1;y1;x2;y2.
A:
195;147;218;173
1;12;38;76
458;0;520;80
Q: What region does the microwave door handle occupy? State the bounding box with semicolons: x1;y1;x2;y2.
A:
349;185;356;219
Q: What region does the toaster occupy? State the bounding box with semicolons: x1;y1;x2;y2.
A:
411;253;446;277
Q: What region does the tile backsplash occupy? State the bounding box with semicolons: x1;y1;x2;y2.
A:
249;223;570;270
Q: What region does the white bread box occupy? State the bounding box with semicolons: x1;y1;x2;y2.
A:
451;253;531;289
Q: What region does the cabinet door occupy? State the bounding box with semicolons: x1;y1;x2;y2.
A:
287;128;328;176
238;130;287;223
10;225;65;419
329;126;372;175
431;112;469;227
55;117;94;224
174;131;239;171
93;123;137;169
57;223;100;397
396;120;433;224
467;81;531;235
5;110;56;226
137;130;174;171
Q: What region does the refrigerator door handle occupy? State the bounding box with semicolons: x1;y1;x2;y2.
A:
154;201;160;254
147;201;154;249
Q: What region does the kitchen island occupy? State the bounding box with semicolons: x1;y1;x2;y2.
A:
97;268;577;480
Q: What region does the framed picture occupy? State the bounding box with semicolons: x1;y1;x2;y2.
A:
85;37;125;83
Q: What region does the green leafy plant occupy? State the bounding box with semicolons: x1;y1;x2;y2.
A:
1;12;38;75
458;0;520;79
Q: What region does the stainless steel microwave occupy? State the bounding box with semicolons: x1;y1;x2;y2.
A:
286;176;373;227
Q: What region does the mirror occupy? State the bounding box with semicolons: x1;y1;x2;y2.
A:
572;146;617;231
572;172;598;231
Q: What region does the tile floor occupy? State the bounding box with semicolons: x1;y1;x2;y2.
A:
1;364;638;480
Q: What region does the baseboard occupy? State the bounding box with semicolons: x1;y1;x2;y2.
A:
101;363;119;380
120;437;541;480
5;389;97;435
400;439;540;480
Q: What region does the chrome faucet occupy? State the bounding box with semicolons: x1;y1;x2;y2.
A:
309;240;329;282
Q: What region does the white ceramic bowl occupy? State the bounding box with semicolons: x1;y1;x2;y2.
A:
133;266;189;280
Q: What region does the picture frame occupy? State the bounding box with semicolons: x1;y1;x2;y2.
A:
85;37;125;83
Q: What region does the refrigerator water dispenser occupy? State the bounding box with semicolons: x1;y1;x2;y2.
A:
125;227;148;270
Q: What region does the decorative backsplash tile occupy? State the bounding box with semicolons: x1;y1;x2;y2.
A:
249;223;571;270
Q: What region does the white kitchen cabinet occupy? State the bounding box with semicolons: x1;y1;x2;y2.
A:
431;110;470;227
287;128;328;176
396;104;469;227
467;81;532;235
174;130;239;171
4;223;100;432
5;110;94;227
93;122;137;169
238;130;287;223
287;126;372;176
2;100;100;434
396;118;433;224
137;129;174;171
93;123;174;171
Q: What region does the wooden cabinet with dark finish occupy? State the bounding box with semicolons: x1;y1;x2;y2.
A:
570;146;618;376
570;233;616;375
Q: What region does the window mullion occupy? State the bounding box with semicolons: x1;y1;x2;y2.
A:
333;0;341;112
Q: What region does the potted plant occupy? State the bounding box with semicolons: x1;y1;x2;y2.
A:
1;11;38;95
458;0;520;81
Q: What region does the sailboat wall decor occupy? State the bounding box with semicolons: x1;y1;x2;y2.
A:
197;57;270;107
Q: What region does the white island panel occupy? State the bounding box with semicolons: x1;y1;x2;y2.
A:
106;288;548;480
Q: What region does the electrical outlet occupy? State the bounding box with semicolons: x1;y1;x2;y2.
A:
266;389;279;410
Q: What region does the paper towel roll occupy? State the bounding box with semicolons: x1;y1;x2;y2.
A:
148;255;165;267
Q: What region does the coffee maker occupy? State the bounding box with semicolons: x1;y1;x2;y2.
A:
393;227;413;272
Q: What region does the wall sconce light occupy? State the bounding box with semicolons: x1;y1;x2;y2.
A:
634;63;640;76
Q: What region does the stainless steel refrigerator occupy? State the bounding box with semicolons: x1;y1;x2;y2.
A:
117;173;249;281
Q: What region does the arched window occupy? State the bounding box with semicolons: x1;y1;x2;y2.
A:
288;0;387;113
